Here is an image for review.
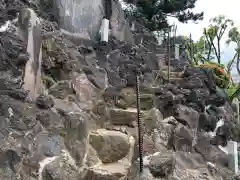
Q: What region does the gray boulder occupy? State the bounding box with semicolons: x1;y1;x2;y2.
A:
149;152;176;177
89;129;131;163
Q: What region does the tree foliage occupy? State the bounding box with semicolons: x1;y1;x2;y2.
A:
203;15;234;64
123;0;203;31
226;27;240;74
184;15;237;69
184;35;214;65
182;15;240;89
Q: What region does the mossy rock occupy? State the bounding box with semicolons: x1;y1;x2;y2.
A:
41;75;56;88
117;93;154;110
115;98;128;109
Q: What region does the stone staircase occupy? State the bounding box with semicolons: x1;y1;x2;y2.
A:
86;93;150;179
86;87;149;179
155;43;186;85
114;88;154;111
152;67;184;86
84;43;186;179
85;65;186;179
156;45;167;67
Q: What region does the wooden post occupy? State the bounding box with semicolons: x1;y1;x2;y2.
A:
227;141;238;174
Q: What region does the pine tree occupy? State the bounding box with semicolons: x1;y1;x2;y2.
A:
124;0;203;31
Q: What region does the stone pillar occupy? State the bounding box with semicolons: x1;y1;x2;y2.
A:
100;19;109;42
227;141;238;174
19;8;43;101
130;22;135;31
175;44;179;59
232;97;239;124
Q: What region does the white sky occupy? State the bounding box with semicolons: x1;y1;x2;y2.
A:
168;0;240;65
169;0;240;40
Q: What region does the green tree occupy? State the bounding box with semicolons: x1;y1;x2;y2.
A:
203;15;234;64
184;36;213;65
226;27;240;73
123;0;203;31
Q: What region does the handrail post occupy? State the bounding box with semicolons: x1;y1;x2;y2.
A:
134;67;143;173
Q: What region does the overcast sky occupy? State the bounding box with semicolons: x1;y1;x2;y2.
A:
168;0;240;65
169;0;240;40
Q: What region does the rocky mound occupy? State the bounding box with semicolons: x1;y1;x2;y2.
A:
0;1;240;180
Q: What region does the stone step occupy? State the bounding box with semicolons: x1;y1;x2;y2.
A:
116;91;154;110
160;66;176;72
152;69;183;83
160;65;185;73
156;53;166;59
156;46;167;49
85;163;130;179
109;108;142;127
156;48;167;54
149;84;176;92
161;70;183;79
153;69;181;77
152;74;184;84
156;45;164;48
108;106;163;126
167;77;184;84
156;52;165;56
